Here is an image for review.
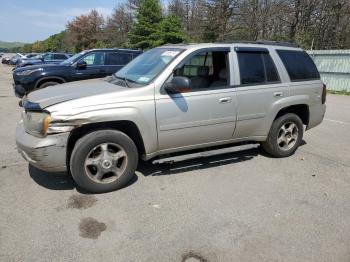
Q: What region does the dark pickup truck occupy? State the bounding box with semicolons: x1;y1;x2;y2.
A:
13;48;142;97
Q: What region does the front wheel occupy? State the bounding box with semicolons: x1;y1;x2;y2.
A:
38;81;60;89
70;130;138;193
262;113;304;158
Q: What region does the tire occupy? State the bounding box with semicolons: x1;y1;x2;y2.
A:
70;130;138;193
261;113;304;158
38;81;60;89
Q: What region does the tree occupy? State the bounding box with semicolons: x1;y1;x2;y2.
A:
105;3;134;47
66;9;105;51
128;0;163;49
157;14;187;44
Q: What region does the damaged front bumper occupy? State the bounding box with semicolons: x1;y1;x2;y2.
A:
16;122;69;172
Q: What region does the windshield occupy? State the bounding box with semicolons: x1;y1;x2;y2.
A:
114;48;183;86
61;52;85;65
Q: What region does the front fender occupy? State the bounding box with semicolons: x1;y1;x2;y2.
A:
49;103;157;155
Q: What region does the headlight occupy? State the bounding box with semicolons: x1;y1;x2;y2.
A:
16;68;43;76
22;111;51;137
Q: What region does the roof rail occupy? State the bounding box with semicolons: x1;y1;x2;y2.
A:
230;40;298;48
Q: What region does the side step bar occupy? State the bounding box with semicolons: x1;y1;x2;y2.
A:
152;143;259;164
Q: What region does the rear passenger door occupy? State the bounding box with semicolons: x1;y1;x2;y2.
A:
233;47;289;138
105;52;134;75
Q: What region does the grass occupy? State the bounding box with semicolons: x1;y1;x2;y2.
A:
327;90;350;96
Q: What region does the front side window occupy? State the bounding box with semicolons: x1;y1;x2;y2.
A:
173;50;229;91
82;52;105;65
237;52;280;85
106;52;133;65
43;54;53;61
277;50;320;81
115;48;183;86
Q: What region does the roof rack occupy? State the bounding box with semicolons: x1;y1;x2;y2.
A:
230;40;298;48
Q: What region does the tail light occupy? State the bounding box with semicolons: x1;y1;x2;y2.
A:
322;83;327;104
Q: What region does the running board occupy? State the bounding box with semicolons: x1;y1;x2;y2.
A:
152;143;259;164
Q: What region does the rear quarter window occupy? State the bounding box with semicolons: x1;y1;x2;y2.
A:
277;50;320;81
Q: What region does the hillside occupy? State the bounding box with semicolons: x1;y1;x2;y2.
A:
0;41;26;52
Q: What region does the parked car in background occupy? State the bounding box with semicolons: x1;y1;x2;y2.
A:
2;56;11;64
15;42;326;193
13;48;142;97
15;52;72;68
8;53;26;65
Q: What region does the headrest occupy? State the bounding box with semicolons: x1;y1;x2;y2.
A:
197;66;209;77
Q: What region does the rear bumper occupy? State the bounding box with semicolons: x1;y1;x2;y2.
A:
307;103;326;130
16;122;69;172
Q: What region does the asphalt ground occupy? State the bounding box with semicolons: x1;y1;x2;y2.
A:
0;61;350;262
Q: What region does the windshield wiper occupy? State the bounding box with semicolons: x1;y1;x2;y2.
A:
123;76;130;88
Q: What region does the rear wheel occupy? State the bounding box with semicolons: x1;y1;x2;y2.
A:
262;113;303;158
70;130;138;193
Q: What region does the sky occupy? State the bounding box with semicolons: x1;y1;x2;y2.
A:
0;0;121;43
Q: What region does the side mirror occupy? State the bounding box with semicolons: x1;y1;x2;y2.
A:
76;60;87;69
164;76;191;94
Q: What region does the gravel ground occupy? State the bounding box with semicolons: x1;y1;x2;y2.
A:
0;62;350;262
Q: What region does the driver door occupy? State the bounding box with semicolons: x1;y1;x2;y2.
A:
72;52;106;81
155;48;237;151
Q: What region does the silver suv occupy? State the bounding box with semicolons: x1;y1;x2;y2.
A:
16;42;326;193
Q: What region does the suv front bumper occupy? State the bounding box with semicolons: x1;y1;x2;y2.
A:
13;83;26;98
16;122;69;172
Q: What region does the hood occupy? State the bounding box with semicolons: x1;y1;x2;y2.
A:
26;78;126;108
16;63;66;71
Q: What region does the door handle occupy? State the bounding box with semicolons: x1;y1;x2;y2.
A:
273;92;284;97
219;97;232;103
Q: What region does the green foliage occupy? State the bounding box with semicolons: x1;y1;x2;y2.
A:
0;41;26;52
128;0;162;49
157;14;187;44
327;90;350;96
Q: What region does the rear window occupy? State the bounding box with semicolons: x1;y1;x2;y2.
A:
237;52;280;85
53;54;68;60
106;52;133;65
277;50;320;81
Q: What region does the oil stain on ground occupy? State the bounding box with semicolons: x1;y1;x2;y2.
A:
67;194;97;209
182;252;208;262
79;217;107;239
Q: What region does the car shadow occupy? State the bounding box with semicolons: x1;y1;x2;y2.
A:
137;145;260;177
28;164;139;193
29;140;307;192
29;165;75;190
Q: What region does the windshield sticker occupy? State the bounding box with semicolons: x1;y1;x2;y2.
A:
161;51;180;57
138;76;150;83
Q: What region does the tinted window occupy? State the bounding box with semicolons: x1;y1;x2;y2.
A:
238;52;280;85
82;52;105;65
43;54;53;61
106;52;133;65
277;50;320;81
53;54;68;60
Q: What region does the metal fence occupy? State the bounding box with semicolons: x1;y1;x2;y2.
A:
308;50;350;91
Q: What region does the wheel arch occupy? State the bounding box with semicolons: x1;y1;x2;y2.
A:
35;76;66;89
274;104;310;126
66;120;146;169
